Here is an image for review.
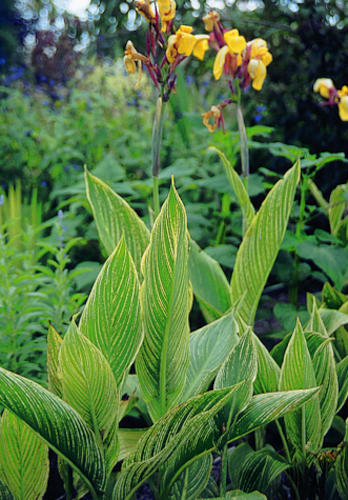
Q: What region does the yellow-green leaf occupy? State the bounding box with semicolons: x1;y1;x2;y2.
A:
47;323;63;397
85;168;150;273
136;182;190;421
230;161;300;325
79;236;143;387
0;411;49;500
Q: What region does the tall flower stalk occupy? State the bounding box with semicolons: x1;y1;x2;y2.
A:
124;0;209;218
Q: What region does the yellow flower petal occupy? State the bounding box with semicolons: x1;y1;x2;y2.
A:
338;96;348;121
224;29;246;54
177;33;196;56
124;55;137;74
203;11;220;32
213;45;229;80
166;34;178;62
248;59;266;91
177;25;193;34
338;85;348;98
313;78;335;99
193;36;209;60
262;51;273;66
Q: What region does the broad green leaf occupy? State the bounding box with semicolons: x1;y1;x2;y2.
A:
137;182;190;421
312;339;338;437
214;329;257;423
335;419;348;500
60;322;119;475
118;429;147;462
0;411;49;500
228;445;290;494
319;308;348;336
85;168;150;272
210;146;255;228
228;443;254;487
182;311;239;401
199;476;219;498
0;367;106;495
227;388;319;443
189;239;231;322
329;184;348;237
253;333;280;394
79;236;143;387
47;323;63;397
337;357;348;412
0;479;14;500
279;321;322;457
230;161;300;325
113;385;243;500
168;454;212;500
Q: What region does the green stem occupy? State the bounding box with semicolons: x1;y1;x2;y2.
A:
219;443;228;497
151;95;166;218
236;104;249;235
276;420;291;464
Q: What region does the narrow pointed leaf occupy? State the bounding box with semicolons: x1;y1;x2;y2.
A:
189;239;231;322
168;454;212;500
312;339;338;437
0;411;49;500
203;491;267;499
210;146;255;228
79;236;143;387
214;329;257;421
253;333;280;394
47;323;63;397
0;367;106;494
182;311;239;401
227;388;319;443
60;322;119;475
329;184;347;237
279;321;322;456
113;385;243;500
85;168;150;272
137;182;190;421
230;161;300;325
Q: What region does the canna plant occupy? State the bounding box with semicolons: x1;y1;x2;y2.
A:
0;171;329;499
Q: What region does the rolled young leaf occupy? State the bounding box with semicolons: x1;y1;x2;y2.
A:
136;180;190;421
0;411;49;500
0;367;106;496
85;168;150;273
230;161;300;326
59;322;119;476
279;320;322;458
79;236;143;387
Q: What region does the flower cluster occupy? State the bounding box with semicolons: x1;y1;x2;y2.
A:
313;78;348;121
124;0;209;101
201;11;272;132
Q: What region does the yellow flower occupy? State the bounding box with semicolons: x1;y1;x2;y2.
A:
193;35;210;61
313;78;335;99
134;0;155;22
224;29;246;54
338;85;348;98
158;0;176;32
202;105;221;132
124;41;148;88
203;11;220;32
338;96;348;121
166;26;209;63
249;38;272;65
213;29;245;80
247;59;266;91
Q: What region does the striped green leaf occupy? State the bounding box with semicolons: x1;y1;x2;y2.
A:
118;429;147;462
113;385;243;500
168;454;212;500
79;236;143;387
214;329;257;423
189;240;231;322
230;161;300;325
47;323;63;397
85;168;150;272
60;321;119;476
279;320;322;458
335;419;348;500
210;146;255;229
182;311;239;402
136;182;190;421
0;411;49;500
329;184;348;237
253;333;280;394
0;367;106;495
203;490;267;499
227;388;320;444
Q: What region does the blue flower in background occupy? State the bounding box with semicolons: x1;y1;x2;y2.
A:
0;194;4;206
185;75;194;87
41;181;47;187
